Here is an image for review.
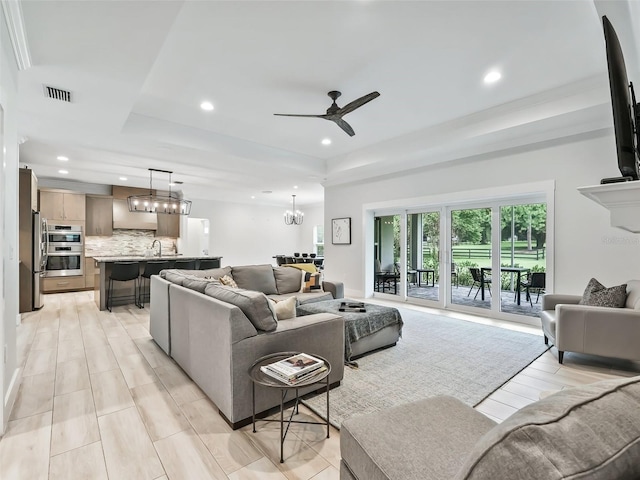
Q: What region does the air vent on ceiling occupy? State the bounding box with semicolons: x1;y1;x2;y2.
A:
43;85;72;102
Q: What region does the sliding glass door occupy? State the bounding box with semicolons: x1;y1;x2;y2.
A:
407;211;441;304
498;203;547;317
374;215;402;297
449;207;492;311
372;196;548;321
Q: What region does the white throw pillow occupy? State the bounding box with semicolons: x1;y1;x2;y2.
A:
269;296;297;320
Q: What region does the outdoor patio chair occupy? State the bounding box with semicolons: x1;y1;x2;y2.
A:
452;263;459;287
468;267;491;299
520;272;545;306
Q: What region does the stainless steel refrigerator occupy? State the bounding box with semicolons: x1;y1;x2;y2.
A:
33;212;47;309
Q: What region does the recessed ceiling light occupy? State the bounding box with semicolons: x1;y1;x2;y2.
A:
119;177;127;181
484;71;502;84
57;155;69;161
58;169;68;174
321;138;331;145
293;185;298;189
251;195;255;199
168;182;176;187
200;101;214;111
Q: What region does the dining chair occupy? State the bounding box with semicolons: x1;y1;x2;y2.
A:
451;263;459;288
468;267;491;299
520;272;546;306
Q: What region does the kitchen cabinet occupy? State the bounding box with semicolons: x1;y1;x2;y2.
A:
156;213;180;237
43;276;86;292
40;190;86;221
86;196;113;236
85;257;97;288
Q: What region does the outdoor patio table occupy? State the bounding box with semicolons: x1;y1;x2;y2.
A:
480;267;530;305
415;268;435;287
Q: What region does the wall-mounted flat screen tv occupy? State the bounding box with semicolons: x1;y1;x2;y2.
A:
601;15;640;184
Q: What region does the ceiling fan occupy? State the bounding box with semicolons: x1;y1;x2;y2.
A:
274;90;380;137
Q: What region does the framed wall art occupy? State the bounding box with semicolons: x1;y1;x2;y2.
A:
331;217;351;245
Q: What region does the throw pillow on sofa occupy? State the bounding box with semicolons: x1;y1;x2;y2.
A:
268;296;297;320
204;284;277;332
300;271;323;293
219;274;238;288
578;277;627;307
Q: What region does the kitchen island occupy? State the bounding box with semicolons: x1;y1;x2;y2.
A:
92;255;222;311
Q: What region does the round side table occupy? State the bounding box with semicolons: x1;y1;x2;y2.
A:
248;351;331;463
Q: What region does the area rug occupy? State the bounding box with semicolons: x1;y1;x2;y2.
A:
301;307;548;428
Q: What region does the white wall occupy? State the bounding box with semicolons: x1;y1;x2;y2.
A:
189;199;323;266
0;8;20;435
324;132;640;298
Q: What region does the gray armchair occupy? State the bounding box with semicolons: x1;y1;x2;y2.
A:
540;280;640;364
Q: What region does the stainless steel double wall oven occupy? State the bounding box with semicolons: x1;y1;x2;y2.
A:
45;224;84;277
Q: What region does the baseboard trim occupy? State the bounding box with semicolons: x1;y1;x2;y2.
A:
2;367;21;436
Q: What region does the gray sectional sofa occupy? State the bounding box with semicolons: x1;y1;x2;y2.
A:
149;264;346;428
340;375;640;479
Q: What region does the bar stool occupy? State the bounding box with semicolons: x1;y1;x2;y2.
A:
198;259;219;270
107;262;140;312
138;261;170;307
174;259;196;270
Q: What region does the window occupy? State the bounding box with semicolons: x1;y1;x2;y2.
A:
313;225;324;255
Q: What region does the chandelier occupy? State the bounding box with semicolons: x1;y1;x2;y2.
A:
127;168;192;215
284;194;304;225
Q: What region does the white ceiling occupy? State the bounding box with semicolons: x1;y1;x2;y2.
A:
14;0;640;207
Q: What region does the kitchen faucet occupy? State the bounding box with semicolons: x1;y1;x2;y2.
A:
151;240;162;257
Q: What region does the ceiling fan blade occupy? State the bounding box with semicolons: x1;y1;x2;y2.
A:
334;118;355;137
273;113;326;118
338;91;380;116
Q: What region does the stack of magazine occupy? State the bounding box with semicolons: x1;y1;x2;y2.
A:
260;353;327;385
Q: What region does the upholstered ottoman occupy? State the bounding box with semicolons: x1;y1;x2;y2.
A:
296;299;403;361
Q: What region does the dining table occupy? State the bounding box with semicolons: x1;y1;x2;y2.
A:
479;266;530;305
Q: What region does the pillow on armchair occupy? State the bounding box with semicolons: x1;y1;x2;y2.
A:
578;278;627;308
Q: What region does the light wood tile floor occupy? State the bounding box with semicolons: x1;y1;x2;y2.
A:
2;291;639;479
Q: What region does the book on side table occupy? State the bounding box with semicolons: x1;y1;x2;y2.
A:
339;301;366;313
260;352;327;385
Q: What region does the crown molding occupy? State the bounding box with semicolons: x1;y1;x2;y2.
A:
1;0;31;70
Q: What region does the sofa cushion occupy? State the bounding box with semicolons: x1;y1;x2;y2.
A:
204;284;277;332
181;276;220;293
455;375;640;480
274;266;303;294
579;278;627;308
269;296;297;320
268;291;334;305
231;264;278;295
341;396;496;480
201;266;232;280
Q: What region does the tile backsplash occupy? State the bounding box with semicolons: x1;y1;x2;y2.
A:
85;229;177;257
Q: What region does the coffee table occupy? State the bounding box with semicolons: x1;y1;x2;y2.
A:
249;351;331;463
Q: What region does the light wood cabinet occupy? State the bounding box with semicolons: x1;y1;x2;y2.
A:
86;196;113;236
39;191;86;221
85;257;97;288
43;276;86;292
156;214;180;237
